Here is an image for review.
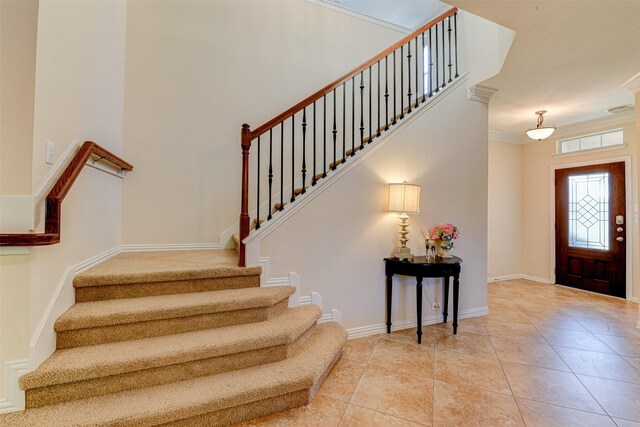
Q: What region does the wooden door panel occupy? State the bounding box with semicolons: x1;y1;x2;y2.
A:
555;162;625;298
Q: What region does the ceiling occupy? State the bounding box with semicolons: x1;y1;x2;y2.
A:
322;0;640;142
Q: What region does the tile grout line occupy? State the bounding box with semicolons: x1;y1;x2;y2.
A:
481;315;528;426
523;306;612;419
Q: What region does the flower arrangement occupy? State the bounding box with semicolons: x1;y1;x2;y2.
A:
427;223;460;241
423;223;460;258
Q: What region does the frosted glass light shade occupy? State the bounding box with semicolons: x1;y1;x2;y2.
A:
526;126;555;141
388;182;421;214
526;110;556;141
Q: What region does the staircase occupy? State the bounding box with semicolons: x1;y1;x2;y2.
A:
238;7;460;266
0;250;346;426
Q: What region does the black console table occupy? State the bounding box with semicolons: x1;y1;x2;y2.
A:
384;256;462;343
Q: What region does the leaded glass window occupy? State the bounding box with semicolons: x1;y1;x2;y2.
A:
568;173;610;250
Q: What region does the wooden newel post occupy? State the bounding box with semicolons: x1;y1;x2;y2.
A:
239;124;252;267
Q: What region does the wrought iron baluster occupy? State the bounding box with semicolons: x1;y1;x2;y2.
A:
400;45;404;119
332;89;337;170
312;102;317;186
255;136;260;229
323;95;327;178
377;61;381;137
279;123;284;211
351;76;355;156
441;19;445;88
429;28;433;97
385;55;389;131
360;71;365;149
302;108;307;193
415;36;419;108
435;23;439;92
393;51;397;125
422;32;426;103
368;66;372;143
290;115;295;203
447;16;453;83
342;82;346;163
407;41;412;114
267;129;273;220
454;13;459;78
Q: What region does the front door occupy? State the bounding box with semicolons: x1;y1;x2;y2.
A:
555;162;626;298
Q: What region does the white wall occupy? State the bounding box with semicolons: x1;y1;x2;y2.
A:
121;0;405;245
0;0;37;195
27;0;127;365
488;139;522;278
261;80;488;330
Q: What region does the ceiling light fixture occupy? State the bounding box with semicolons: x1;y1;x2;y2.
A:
525;110;556;141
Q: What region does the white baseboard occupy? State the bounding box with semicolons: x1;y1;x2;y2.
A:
487;274;523;282
630;296;639;303
0;360;28;414
120;243;219;252
346;306;489;340
488;273;554;285
522;275;554;284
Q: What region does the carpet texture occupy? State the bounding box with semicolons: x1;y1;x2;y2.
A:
0;249;346;426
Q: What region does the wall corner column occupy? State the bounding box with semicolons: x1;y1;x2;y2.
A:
622;72;640;327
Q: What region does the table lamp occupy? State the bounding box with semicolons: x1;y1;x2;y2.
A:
388;181;421;260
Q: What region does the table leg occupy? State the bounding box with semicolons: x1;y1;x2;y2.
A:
453;274;460;335
442;275;450;324
386;274;392;334
416;277;423;344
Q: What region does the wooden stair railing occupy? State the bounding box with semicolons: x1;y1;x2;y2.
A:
239;7;459;267
0;141;133;246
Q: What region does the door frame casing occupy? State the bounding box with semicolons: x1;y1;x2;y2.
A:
549;156;633;300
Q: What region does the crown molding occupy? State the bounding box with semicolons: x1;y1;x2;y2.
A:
468;85;498;104
553;111;635;140
622;72;640;94
305;0;412;34
488;130;527;144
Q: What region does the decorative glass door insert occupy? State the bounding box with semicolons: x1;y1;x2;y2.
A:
568;172;609;250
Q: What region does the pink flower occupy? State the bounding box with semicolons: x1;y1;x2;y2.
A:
428;223;460;241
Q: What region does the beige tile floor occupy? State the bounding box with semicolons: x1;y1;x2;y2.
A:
236;279;640;426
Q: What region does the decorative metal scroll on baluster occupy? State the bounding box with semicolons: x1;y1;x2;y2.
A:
238;8;459;266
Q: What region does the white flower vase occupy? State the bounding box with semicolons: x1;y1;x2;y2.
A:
438;240;454;258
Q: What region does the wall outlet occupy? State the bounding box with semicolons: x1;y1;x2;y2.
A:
45;140;55;165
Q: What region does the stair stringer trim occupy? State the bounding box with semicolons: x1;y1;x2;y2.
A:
256;260;341;324
0;360;28;414
243;73;469;255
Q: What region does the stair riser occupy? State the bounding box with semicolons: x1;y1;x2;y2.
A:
26;339;301;408
74;275;260;302
161;389;310;427
56;300;289;349
26;323;318;408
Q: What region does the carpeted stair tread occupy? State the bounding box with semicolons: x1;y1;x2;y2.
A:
55;286;295;331
21;305;321;390
2;322;347;427
74;249;261;288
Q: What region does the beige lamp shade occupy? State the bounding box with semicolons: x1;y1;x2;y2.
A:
388;181;421;214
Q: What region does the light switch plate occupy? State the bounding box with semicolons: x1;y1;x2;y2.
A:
45;140;54;164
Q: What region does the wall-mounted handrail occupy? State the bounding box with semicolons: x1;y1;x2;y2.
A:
239;7;460;267
0;141;133;246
